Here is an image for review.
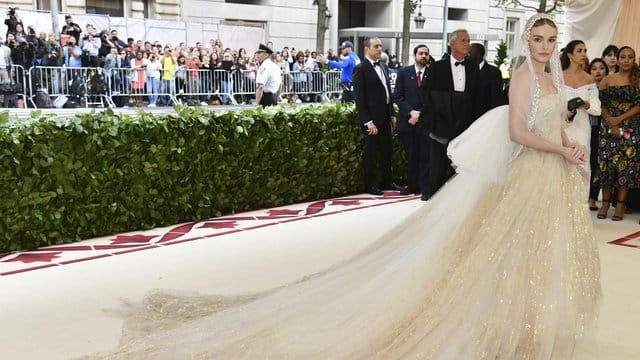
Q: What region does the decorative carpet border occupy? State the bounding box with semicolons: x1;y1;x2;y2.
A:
0;193;419;276
608;230;640;248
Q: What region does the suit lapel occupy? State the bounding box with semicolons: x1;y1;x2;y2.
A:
367;60;387;91
464;63;474;92
381;63;390;86
445;62;454;90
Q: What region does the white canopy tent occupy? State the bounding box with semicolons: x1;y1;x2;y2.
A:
564;0;639;58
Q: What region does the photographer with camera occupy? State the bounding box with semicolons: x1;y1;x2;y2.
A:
63;36;82;68
10;35;33;69
43;33;63;94
8;35;32;97
110;29;126;50
44;33;62;66
98;30;116;58
61;14;82;43
4;7;22;38
25;26;46;66
80;24;100;67
63;36;84;103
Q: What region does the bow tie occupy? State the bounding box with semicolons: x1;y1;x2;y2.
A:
454;60;465;66
373;61;380;67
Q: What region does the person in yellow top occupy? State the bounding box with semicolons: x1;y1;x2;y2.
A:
159;47;176;106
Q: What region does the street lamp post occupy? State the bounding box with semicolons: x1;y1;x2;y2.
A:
403;0;426;64
413;0;426;29
442;0;449;54
324;8;332;31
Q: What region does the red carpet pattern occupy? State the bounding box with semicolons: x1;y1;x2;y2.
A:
0;192;418;276
608;230;640;248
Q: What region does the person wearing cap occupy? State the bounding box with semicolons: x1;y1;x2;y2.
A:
255;43;282;107
61;15;82;43
316;40;360;102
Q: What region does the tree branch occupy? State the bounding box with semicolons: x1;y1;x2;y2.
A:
545;0;561;14
495;0;549;13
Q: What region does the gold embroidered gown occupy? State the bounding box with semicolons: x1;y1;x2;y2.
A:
97;95;601;359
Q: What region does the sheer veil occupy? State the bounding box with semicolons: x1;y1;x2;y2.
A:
449;13;564;187
89;14;599;360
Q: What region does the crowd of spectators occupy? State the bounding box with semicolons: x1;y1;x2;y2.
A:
2;10;406;107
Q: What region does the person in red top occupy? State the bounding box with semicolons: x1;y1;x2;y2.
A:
131;51;146;106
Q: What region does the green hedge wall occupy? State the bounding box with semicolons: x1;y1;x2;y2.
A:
0;104;407;252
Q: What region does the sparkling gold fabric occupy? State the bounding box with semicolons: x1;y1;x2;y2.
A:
90;94;601;359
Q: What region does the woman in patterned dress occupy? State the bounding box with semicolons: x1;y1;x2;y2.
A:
587;58;609;210
597;46;640;221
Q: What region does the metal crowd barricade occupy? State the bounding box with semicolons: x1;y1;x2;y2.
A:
1;64;29;108
30;66;114;108
281;70;325;102
206;69;237;105
17;65;343;108
323;70;342;101
107;66;178;107
229;69;257;105
30;65;70;107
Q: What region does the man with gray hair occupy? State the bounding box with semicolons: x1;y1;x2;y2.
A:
419;28;480;198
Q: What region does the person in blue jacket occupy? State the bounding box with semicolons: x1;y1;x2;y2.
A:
317;40;361;102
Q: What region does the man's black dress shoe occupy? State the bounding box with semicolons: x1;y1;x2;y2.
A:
365;187;384;196
381;182;405;191
420;193;431;201
399;188;418;196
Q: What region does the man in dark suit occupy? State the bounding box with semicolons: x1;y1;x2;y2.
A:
421;29;480;197
393;44;430;199
353;37;404;196
469;43;507;116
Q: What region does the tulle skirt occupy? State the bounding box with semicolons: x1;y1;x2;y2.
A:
91;107;601;360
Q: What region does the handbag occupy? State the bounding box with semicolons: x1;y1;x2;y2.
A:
567;97;585;122
567;97;585;111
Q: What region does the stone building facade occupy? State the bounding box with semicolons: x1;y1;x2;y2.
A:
0;0;562;62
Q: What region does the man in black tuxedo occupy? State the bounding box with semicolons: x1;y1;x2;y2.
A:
393;44;430;199
421;29;480;197
469;43;507;116
353;37;404;196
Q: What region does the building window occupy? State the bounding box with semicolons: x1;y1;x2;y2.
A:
226;0;263;4
37;0;62;10
86;0;124;17
447;8;468;21
505;17;519;56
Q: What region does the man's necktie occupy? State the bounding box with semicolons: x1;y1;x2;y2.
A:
417;71;422;87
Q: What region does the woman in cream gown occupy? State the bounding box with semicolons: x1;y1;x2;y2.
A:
95;14;601;360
